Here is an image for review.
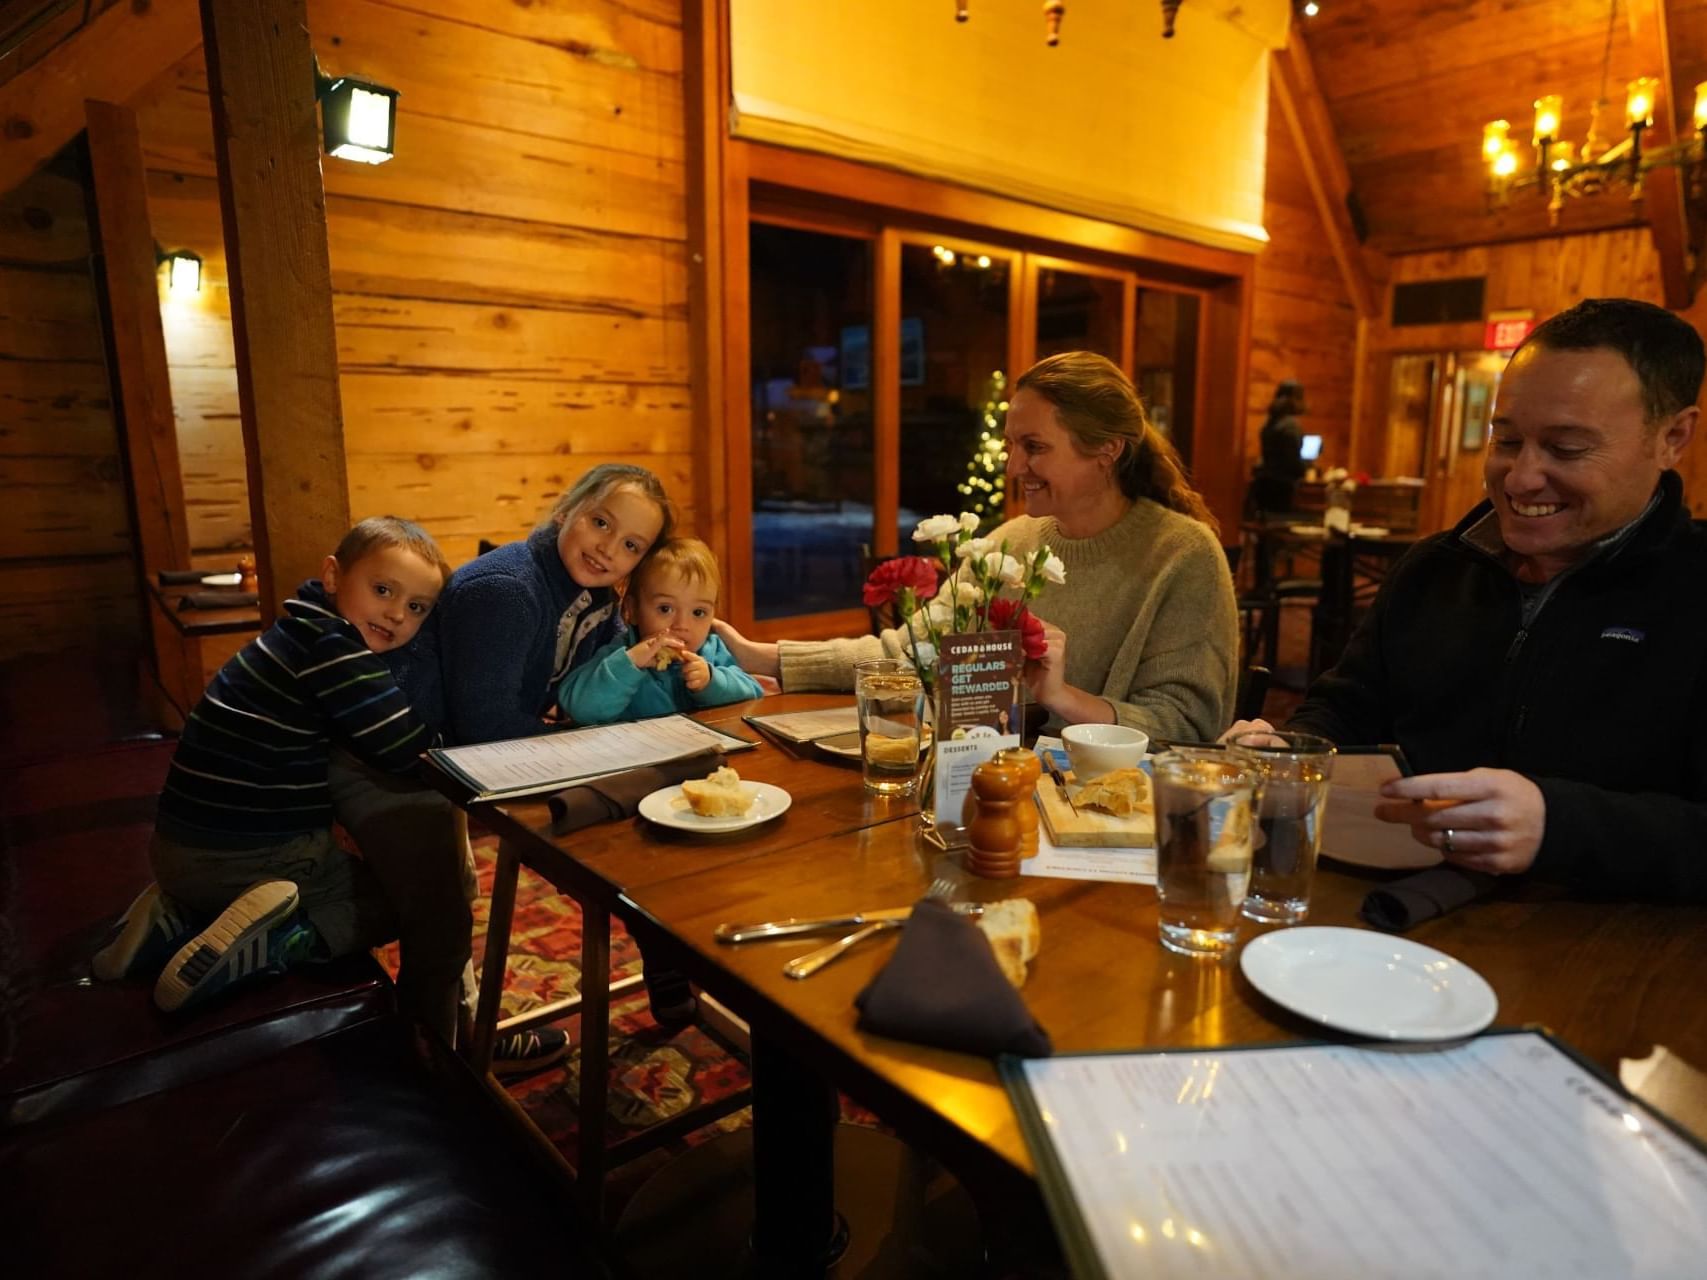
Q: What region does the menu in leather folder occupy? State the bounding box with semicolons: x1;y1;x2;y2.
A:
426;714;755;803
1001;1031;1707;1280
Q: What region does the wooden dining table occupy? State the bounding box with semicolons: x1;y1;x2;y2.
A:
467;692;1707;1275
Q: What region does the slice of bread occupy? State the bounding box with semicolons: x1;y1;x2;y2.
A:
1075;767;1150;817
975;899;1041;988
680;766;754;818
863;732;919;766
653;647;680;671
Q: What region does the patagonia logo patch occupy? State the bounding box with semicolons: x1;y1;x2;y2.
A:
1600;627;1645;644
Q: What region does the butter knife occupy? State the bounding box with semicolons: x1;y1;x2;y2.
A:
1044;756;1079;815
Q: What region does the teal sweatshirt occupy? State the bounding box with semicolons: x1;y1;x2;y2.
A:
556;627;763;724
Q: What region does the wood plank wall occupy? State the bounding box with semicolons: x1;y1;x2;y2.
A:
134;0;691;568
1248;78;1359;475
0;147;143;659
1359;229;1707;524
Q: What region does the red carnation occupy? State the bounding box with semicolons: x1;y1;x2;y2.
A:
987;597;1048;659
863;556;940;607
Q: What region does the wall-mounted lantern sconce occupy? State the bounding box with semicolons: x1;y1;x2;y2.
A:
314;59;398;164
156;247;203;295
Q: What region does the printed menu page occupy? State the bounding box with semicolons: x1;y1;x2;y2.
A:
745;706;859;743
1015;1033;1707;1279
429;715;752;800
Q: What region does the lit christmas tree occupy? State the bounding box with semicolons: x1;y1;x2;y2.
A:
956;369;1008;529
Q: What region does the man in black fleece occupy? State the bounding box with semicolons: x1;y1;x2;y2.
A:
1227;297;1706;900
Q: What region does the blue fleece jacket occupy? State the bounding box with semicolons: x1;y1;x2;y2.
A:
557;627;763;725
406;525;622;745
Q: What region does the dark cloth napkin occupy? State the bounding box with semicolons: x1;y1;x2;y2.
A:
546;750;725;837
855;899;1052;1059
1360;865;1501;932
178;590;259;610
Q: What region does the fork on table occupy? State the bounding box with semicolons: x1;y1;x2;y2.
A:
783;872;960;980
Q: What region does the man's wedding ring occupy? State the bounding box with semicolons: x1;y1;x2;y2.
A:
1442;829;1456;855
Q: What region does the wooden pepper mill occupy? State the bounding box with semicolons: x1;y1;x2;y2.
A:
965;753;1028;878
992;747;1042;859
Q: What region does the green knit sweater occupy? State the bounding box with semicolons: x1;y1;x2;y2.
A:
778;499;1238;740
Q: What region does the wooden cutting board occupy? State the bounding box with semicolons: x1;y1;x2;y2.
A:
1034;774;1155;848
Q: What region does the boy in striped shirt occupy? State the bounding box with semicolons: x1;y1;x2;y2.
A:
96;518;450;1017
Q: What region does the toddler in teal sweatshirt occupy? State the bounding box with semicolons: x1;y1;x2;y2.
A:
557;537;762;724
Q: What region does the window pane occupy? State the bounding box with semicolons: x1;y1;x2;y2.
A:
1035;267;1123;363
748;224;874;620
1135;289;1201;468
898;243;1011;544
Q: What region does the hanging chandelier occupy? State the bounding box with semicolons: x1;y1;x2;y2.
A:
1478;3;1706;225
954;1;1186;45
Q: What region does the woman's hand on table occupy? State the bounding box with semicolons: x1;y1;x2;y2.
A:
1373;767;1546;874
712;619;781;677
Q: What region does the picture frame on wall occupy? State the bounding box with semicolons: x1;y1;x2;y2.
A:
1458;369;1495;451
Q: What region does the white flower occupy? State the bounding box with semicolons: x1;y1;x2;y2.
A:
978;552;1025;588
954;579;983;606
925;598;955;628
957;511;980;534
955;536;995;562
913;514;961;542
911;642;937;670
1036;549;1066;585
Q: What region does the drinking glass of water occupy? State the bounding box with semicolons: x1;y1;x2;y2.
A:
1152;748;1259;957
1229;731;1335;924
854;658;925;796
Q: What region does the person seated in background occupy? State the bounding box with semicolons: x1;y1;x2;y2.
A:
1223;298;1707;901
94;517;461;1016
1247;379;1308;517
715;351;1238;742
558;537;762;724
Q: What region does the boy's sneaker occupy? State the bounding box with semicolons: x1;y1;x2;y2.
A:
491;1026;570;1077
92;884;197;981
153;881;313;1013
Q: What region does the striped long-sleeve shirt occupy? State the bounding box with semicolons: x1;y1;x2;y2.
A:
155;581;434;849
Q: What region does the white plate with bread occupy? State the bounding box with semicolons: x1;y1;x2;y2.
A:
638;765;791;832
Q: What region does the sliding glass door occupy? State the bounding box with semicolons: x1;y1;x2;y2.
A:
747;220;875;620
743;209;1209;633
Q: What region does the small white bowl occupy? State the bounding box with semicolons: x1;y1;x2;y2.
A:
1061;724;1149;780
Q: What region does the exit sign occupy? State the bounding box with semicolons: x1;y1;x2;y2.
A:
1485;310;1535;351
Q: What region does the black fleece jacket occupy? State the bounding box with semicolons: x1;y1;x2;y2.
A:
1290;470;1707;902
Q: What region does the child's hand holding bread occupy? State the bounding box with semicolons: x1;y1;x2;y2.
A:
627;632;684;673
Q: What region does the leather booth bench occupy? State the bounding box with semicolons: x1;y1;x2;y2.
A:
2;811;612;1278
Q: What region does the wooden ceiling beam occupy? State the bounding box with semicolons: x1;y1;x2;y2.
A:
1271;31;1384;321
0;0;199;194
1626;0;1693;309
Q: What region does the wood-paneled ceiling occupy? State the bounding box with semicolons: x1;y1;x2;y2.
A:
1303;0;1707;253
0;0;117;87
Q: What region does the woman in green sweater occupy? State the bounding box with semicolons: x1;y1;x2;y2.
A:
716;351;1238;741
